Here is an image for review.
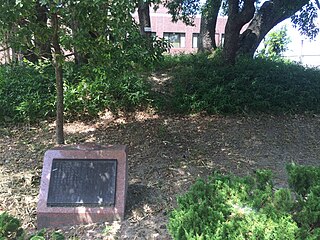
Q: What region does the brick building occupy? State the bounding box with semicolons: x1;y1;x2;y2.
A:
134;5;227;54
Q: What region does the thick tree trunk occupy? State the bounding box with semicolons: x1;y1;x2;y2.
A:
21;2;51;62
223;0;255;64
237;0;308;58
52;12;65;145
138;0;151;37
72;25;89;65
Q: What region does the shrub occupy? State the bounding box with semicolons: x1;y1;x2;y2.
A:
155;54;320;115
168;164;320;240
0;61;152;123
0;212;65;240
0;63;55;123
64;66;151;120
286;163;320;197
0;212;24;239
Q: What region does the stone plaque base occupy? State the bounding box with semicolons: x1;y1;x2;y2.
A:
37;144;127;229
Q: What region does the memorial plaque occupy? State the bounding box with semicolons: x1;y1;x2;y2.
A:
37;144;128;228
47;159;117;207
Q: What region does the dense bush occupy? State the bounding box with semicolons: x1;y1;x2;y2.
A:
0;63;55;122
168;164;320;240
0;62;152;123
64;65;151;120
2;52;320;123
0;212;24;239
155;53;320;114
0;212;64;240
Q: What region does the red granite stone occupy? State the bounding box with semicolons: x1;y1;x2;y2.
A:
37;144;127;228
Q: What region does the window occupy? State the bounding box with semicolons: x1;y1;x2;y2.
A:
192;33;200;48
164;32;185;48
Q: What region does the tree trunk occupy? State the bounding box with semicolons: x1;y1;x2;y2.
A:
199;14;212;51
35;2;52;60
138;0;151;37
237;0;308;58
4;32;11;63
70;17;88;65
223;0;255;64
52;12;65;145
199;0;222;52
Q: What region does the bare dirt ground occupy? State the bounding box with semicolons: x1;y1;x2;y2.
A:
1;112;320;239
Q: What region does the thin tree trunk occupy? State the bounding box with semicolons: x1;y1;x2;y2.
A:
35;2;52;60
4;32;11;63
138;0;151;37
52;12;65;145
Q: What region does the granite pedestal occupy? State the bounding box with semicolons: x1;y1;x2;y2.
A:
37;144;127;228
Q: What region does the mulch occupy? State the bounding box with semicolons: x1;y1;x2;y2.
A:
1;112;320;239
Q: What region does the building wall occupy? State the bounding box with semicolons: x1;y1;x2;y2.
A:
134;6;227;54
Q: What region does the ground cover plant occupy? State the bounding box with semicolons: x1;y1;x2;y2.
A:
155;53;320;115
0;212;65;240
1;53;320;123
169;164;320;240
0;63;55;123
0;62;153;123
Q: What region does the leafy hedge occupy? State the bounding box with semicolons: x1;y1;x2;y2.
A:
0;212;64;240
169;164;320;240
156;54;320;114
0;63;55;122
63;65;151;120
0;63;152;123
2;53;320;123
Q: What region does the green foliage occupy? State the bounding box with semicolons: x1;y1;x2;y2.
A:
0;63;55;123
0;212;65;240
0;0;168;124
168;171;298;240
169;164;320;240
0;212;24;240
29;229;65;240
286;163;320;197
64;65;152;120
0;61;153;123
258;26;291;59
287;164;320;240
155;53;320;115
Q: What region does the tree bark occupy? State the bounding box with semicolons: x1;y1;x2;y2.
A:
223;0;255;64
35;2;52;60
138;0;151;37
4;32;11;63
199;0;222;51
52;12;65;145
237;0;308;58
69;9;89;65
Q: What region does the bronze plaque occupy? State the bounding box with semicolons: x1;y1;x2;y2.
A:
47;159;117;207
